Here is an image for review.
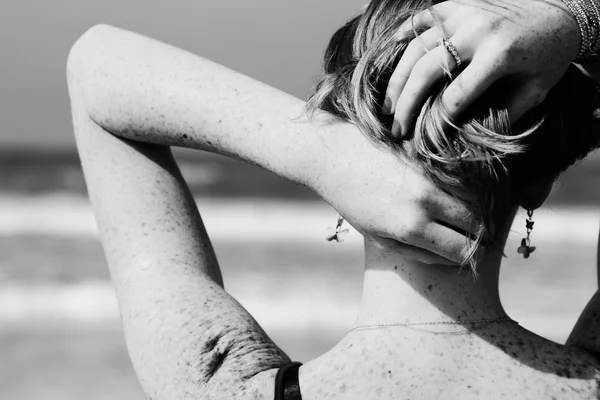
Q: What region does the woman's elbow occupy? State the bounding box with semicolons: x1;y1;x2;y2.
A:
66;24;115;99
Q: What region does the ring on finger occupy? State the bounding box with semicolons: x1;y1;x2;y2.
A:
438;37;462;68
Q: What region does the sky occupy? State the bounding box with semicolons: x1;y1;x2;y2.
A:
1;0;366;149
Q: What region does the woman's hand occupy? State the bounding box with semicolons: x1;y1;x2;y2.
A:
312;117;476;265
384;0;581;137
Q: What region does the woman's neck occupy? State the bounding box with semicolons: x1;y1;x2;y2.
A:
355;236;507;327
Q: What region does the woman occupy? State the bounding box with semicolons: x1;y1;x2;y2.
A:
66;2;600;400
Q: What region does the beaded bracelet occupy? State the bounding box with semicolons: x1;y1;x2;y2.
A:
582;0;600;57
562;0;600;60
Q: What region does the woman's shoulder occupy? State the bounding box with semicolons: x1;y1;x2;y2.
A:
234;337;600;400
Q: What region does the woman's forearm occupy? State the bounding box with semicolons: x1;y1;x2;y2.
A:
67;24;329;188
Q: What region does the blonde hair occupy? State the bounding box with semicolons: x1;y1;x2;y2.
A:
307;0;600;270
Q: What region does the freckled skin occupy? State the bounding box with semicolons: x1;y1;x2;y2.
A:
65;15;600;400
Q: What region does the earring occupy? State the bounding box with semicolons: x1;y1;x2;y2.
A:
517;209;536;258
326;215;349;243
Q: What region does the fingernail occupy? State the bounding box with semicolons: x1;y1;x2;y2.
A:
383;97;392;115
391;120;401;137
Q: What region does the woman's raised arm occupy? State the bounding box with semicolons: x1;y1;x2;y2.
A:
68;24;477;264
68;68;292;400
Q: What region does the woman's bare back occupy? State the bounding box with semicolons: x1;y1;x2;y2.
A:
243;326;600;399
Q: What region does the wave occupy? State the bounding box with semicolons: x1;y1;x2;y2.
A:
1;149;600;204
0;195;597;245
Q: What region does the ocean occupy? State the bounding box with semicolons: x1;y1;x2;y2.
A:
1;148;599;399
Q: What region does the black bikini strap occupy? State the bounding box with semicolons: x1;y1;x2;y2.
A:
274;362;303;400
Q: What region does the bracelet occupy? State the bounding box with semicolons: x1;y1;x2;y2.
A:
583;0;600;56
562;0;600;60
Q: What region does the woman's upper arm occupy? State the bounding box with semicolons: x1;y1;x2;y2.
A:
68;68;290;399
67;24;343;190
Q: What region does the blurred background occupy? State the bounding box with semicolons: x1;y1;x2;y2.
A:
2;0;600;399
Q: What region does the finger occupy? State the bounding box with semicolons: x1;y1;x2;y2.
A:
384;27;443;115
395;1;459;36
392;44;458;137
394;2;459;43
505;82;549;124
412;221;477;266
441;53;504;124
397;8;436;37
428;188;480;238
370;236;460;266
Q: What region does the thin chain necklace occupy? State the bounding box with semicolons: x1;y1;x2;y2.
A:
348;317;516;334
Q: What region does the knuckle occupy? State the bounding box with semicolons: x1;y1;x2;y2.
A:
484;16;504;34
411;185;434;206
493;36;528;67
494;39;517;60
401;214;428;241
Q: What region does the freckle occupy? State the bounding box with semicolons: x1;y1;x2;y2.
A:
394;265;398;270
182;134;188;139
428;285;432;291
